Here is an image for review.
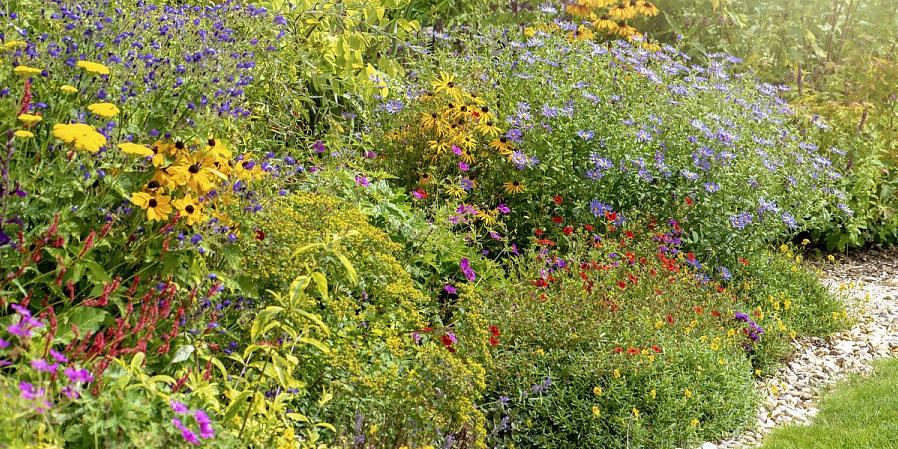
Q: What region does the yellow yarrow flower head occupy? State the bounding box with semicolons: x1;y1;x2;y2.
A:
3;40;26;50
60;85;78;94
13;65;41;76
117;142;154;157
77;60;110;75
14;130;33;138
87;102;120;118
52;123;107;153
17;113;42;126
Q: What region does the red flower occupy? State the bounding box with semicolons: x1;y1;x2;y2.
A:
489;336;499;346
693;306;704;315
553;195;563;205
685;197;694;206
489;325;501;337
584;224;594;232
617;280;627;289
738;257;749;266
254;229;266;240
422;327;433;332
652;345;662;353
441;335;454;347
627;347;639;355
613;346;624;354
563;226;573;235
604;211;617;222
535;228;544;236
624;230;634;239
666;313;675;325
711;310;721;318
551;216;563;224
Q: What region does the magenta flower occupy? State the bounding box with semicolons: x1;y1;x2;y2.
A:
61;386;80;399
64;367;94;383
171;400;190;414
458;161;469;171
460;258;476;282
194;410;214;439
172;418;201;445
19;382;44;400
49;349;69;363
7;323;31;338
31;358;59;373
0;338;9;349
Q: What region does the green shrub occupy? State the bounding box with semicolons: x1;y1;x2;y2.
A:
242;191;492;447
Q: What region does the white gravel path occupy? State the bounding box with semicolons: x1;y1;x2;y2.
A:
696;249;898;449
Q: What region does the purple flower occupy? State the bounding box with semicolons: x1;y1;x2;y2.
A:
49;349;68;363
444;284;457;294
19;382;44;400
194;410;214;439
458;161;469;171
64;367;94;384
31;358;59;373
497;203;510;214
172;418;201;445
171;400;190;414
355;175;370;187
62;386;79;399
460;258;476;282
0;338;9;349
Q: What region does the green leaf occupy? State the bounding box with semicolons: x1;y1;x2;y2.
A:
55;307;109;345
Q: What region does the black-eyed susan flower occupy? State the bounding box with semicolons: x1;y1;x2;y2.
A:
489;137;512;155
431;71;457;96
503;180;525;194
476;120;502;137
418;173;433;185
427;139;451;155
13;65;41;76
87;102;120;118
421;112;447;133
118;142;154;157
17;114;42;127
52;123;107;153
609;2;636;20
204;138;232;160
616;22;639;39
173;195;205;226
130;190;173;221
170;155;217;194
445;184;467;198
77;60;110;75
594;15;618;32
637;0;659;16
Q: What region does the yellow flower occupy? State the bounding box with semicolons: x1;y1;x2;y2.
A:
684;388;692;399
594;15;618;32
445;184;467;199
827;254;836;263
593;386;603;396
77;60;110;75
87;102;120;118
60;85;78;94
14;130;33;138
205;138;232;160
591;405;601;417
476;120;502;137
632;407;640;419
503;181;525;194
169;155;217;194
431;71;457;95
117;142;154;157
17;114;42;126
637;1;659;16
691;418;700;428
613;369;621;379
52;123;107;153
801;238;810;246
130;190;173;221
609;3;636;20
489;137;512;155
13;65;41;76
3;40;26;50
649;388;656;399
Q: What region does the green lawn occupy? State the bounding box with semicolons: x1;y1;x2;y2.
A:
759;358;898;449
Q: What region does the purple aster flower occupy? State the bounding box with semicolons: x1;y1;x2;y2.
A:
49;349;68;363
194;410;214;439
31;358;58;373
171;400;189;414
460;258;476;282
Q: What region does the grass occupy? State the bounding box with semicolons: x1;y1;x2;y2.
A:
759;358;898;449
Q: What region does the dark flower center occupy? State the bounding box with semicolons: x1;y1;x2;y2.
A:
207;139;216;147
147;180;161;189
500;137;507;143
175;141;185;150
188;164;200;174
481;106;489;113
148;199;158;208
185;205;195;214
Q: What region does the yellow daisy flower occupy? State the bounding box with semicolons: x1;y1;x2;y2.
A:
172;195;205;226
169;155;217;194
77;60;110;75
87;102;120;118
594;15;618;32
130;190;173;221
52;123;107;153
503;181;525;194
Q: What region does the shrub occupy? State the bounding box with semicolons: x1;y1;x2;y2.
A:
370;28;847;269
481;217;759;448
242;191;492;447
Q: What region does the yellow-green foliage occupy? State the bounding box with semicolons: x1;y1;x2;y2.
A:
244;192;490;447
